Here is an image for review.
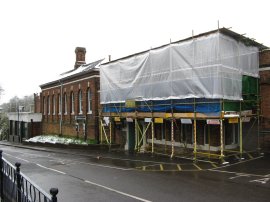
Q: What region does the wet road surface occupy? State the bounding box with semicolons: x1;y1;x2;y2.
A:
1;143;269;202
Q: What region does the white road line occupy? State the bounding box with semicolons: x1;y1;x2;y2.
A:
209;155;263;170
36;164;66;175
4;153;30;163
229;174;250;179
209;169;265;178
84;180;152;202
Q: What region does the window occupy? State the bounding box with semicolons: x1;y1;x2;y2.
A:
43;96;46;115
47;96;50;115
58;94;61;115
78;90;83;114
70;92;74;114
87;88;92;114
52;95;56;115
64;93;67;114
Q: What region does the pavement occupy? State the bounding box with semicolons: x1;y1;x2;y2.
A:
0;140;265;172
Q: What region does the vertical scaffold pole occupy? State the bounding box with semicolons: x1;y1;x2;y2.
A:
135;119;138;151
109;120;112;144
220;119;224;159
151;120;154;154
193;98;197;161
100;119;103;143
240;101;243;158
171;119;174;158
220;99;224;161
193;118;197;161
240;117;243;158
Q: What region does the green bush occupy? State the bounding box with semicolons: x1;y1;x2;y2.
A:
0;113;9;140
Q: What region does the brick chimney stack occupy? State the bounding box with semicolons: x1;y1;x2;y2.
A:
74;47;86;69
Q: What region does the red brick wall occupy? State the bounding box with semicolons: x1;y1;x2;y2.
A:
259;50;270;129
260;50;270;67
38;72;100;141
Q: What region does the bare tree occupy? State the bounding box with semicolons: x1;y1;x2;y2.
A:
0;85;4;101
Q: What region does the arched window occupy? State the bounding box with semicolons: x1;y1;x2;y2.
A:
87;88;92;114
52;95;56;115
58;94;61;115
78;90;83;114
47;96;50;115
64;93;67;114
70;92;74;114
43;96;46;115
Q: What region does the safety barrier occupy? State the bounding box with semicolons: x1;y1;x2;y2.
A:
0;150;58;202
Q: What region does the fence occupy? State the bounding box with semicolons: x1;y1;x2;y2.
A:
0;150;58;202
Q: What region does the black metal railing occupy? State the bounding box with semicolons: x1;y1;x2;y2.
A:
0;150;58;202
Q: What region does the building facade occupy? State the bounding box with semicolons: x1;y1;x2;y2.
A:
35;47;102;142
259;49;270;150
99;28;269;158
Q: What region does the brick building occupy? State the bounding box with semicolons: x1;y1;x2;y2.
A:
259;49;270;149
35;47;102;142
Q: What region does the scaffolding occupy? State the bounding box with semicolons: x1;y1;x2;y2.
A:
99;28;262;161
100;90;260;161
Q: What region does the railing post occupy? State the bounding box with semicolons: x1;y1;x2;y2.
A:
50;188;58;202
0;150;3;200
15;162;21;202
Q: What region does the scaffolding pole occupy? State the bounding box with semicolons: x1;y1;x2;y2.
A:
151;120;154;154
109;120;112;144
240;117;243;158
193;98;197;161
100;119;103;143
239;101;243;158
135;118;138;151
220;119;224;159
171;119;174;158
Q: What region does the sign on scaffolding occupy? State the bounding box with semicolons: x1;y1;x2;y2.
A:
207;119;220;125
229;117;239;123
144;118;152;123
125;99;136;108
181;119;192;124
126;118;133;122
154;118;163;123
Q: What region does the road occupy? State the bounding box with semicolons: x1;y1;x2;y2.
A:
1;144;269;202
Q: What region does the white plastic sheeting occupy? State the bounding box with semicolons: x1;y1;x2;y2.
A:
100;32;259;104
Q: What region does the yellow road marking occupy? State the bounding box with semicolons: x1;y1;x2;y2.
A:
247;153;253;159
160;164;164;171
177;164;182;171
193;163;202;170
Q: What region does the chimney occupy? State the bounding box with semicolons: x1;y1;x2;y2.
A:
74;47;86;69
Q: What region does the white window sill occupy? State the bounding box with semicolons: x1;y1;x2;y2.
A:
87;111;92;115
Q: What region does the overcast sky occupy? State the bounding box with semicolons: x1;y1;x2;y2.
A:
0;0;269;104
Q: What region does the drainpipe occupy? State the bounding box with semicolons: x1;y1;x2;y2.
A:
59;80;63;136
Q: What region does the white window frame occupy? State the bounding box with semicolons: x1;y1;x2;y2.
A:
53;95;56;115
58;94;61;115
43;97;46;115
47;96;50;115
78;90;83;114
64;93;67;115
87;88;92;114
71;92;75;114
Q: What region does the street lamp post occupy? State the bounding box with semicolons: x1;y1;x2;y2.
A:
17;106;20;142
